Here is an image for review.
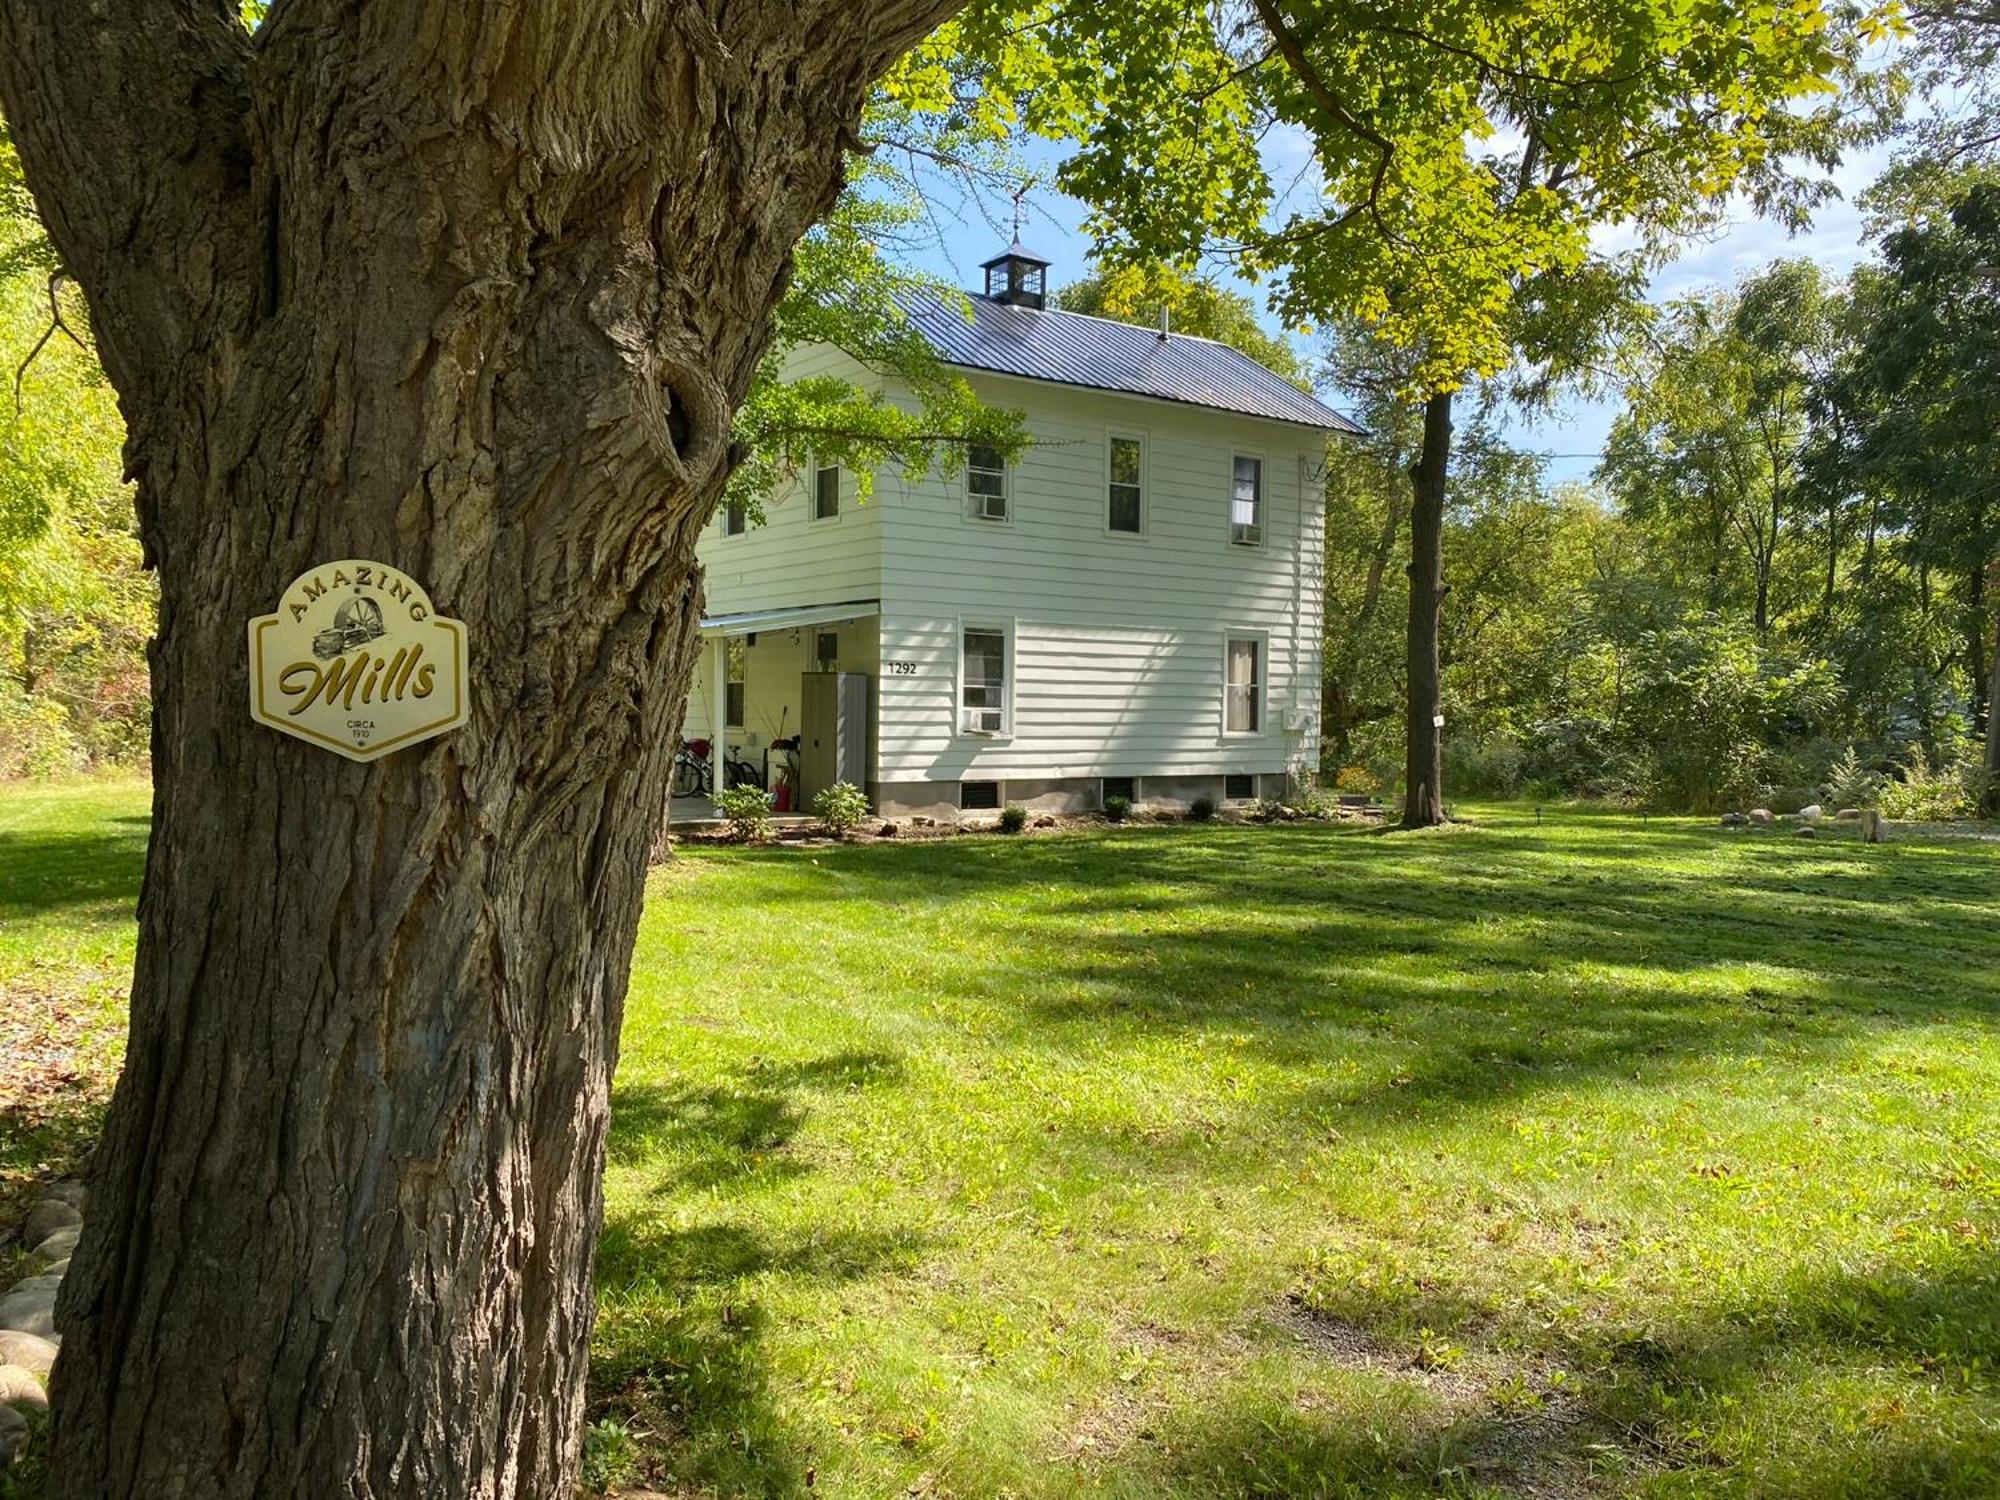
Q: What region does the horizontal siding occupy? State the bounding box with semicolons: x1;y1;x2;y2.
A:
874;372;1327;782
876;614;1298;780
696;343;883;615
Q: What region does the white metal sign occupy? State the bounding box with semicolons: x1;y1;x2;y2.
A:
248;560;468;761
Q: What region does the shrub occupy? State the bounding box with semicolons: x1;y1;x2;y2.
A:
580;1418;638;1493
811;780;869;837
1247;797;1285;823
1102;794;1131;823
1622;619;1838;812
713;784;775;841
1446;736;1529;797
1826;746;1883;811
1331;763;1380;796
998;804;1028;834
1878;746;1975;822
1188;795;1217;821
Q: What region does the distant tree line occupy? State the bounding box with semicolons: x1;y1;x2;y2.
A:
1322;160;2000;818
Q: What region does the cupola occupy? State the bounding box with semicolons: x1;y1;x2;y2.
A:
979;241;1051;310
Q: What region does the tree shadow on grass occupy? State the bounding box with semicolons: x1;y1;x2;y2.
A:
591;1050;914;1497
718;820;1997;1151
1140;1246;2000;1499
0;822;149;924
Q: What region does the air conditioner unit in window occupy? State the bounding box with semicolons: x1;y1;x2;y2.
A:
971;493;1008;522
963;707;1005;735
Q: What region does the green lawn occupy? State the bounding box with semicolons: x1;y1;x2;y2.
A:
4;782;1997;1498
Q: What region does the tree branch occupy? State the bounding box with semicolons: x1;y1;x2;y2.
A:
0;0;254;403
1248;0;1401;243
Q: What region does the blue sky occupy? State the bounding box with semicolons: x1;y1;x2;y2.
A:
890;125;1899;488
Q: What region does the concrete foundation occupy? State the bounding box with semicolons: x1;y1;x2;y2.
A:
875;772;1287;821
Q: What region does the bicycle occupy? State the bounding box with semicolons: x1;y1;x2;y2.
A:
672;739;764;799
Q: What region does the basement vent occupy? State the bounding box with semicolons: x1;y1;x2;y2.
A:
960;780;1001;811
1224;774;1256;801
1101;776;1136;805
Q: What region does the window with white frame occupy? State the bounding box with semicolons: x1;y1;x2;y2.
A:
813;464;840;520
961;626;1009;735
966;444;1009;521
1230;455;1263;545
1224;636;1262;734
724;638;746;727
1108;435;1144;533
723;497;747;536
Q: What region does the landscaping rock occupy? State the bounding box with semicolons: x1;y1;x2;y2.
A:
1799;803;1824;821
1720;812;1746;827
1836;807;1862;820
30;1224;79;1265
39;1181;87;1213
0;1363;47;1413
1795;825;1818;839
20;1200;80;1249
0;1280;59;1339
875;821;898;838
0;1403;27;1462
0;1333;56;1375
1747;808;1774;826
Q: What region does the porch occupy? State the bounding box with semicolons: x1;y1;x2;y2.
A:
685;598;881;813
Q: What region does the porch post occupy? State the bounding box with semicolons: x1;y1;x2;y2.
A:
710;632;729;796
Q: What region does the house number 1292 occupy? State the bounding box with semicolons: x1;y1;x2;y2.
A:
883;661;918;675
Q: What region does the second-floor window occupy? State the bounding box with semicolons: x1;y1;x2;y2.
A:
1108;435;1143;533
814;464;840;520
1230;455;1263;545
967;444;1009;522
961;626;1009;735
723;497;747;536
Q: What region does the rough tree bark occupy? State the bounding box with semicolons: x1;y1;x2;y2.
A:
1402;388;1452;829
0;1;961;1495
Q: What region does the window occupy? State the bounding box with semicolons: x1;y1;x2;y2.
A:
814;464;840;520
1108;435;1143;534
960;780;1002;811
967;444;1009;522
724;639;746;727
961;627;1008;734
1225;773;1256;801
1230;455;1263;545
1225;637;1262;734
723;497;747;536
1102;776;1136;805
815;630;839;671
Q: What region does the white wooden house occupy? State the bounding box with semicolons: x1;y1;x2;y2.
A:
685;244;1360;819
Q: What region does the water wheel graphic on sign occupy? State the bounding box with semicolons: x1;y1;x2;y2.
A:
312;595;386;660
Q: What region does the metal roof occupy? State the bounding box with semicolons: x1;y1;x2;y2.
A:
899;293;1363;434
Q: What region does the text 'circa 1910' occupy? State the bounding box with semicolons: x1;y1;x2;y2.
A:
248;560;469;760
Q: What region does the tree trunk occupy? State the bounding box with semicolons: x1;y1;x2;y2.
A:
1970;561;1989;757
0;2;959;1495
1402;388;1452;829
1984;576;2000;800
1985;565;2000;807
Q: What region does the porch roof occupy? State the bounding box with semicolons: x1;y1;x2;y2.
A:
699;598;881;637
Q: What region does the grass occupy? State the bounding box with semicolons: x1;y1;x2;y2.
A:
0;780;142;1207
4;783;1997;1498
